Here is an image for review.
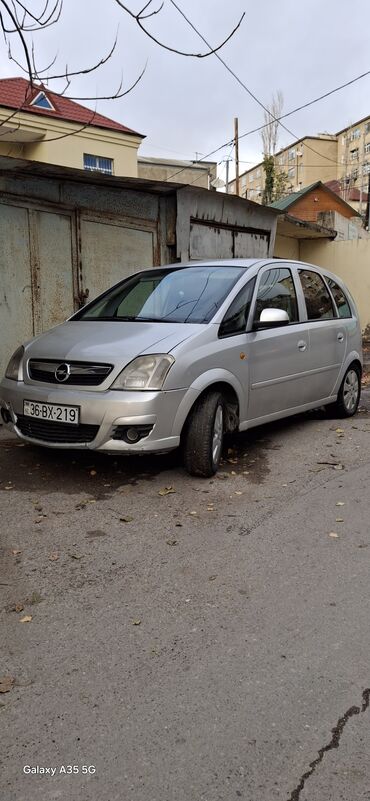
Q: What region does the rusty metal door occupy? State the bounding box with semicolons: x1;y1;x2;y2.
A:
30;210;76;334
234;230;270;258
0;203;33;372
0;202;76;374
189;220;270;260
79;215;157;303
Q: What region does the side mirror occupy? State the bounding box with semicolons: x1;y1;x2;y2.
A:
254;307;290;330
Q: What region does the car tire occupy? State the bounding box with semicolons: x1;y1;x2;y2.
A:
183;391;225;477
330;363;361;418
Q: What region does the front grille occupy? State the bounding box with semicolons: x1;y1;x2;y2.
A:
28;360;113;386
16;415;99;443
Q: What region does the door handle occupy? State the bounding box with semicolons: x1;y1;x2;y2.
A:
337;333;344;342
298;340;307;352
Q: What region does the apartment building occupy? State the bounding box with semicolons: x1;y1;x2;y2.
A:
230;115;370;214
229;135;337;201
337;116;370;204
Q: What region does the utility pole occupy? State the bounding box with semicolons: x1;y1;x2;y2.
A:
234;117;239;196
225;158;230;194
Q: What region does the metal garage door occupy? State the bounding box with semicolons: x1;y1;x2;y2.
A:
79;216;157;303
189;220;270;260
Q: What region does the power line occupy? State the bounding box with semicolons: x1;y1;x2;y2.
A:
166;0;370;180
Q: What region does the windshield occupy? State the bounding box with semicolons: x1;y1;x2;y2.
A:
74;265;246;324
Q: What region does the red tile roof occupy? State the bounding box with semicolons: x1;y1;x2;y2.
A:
0;77;143;137
325;179;368;203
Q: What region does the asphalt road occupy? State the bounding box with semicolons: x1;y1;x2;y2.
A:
2;390;370;801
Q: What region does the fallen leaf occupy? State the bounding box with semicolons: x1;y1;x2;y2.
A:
49;552;59;561
158;486;176;496
329;532;339;539
119;516;134;523
29;591;43;605
235;491;243;495
20;615;32;623
15;603;24;613
0;676;14;693
10;549;22;556
132;619;141;626
166;539;177;546
68;552;83;560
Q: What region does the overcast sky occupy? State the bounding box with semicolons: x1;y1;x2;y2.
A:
1;0;370;182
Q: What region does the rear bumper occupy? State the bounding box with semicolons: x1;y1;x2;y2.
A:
0;379;187;452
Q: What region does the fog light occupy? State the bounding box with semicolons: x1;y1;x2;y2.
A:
1;408;11;424
126;427;140;442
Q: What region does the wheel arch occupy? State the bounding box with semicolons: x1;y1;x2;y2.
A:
172;371;244;438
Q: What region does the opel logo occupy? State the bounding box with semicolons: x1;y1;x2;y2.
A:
55;363;70;383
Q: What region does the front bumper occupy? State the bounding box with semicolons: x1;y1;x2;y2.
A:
0;379;187;452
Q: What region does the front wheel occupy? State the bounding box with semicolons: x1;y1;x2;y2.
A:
182;391;224;477
330;363;361;417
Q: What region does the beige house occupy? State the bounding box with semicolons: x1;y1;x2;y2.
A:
138;157;217;189
0;77;144;176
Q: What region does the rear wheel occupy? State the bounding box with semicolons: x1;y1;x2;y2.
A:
331;363;361;417
183;391;224;477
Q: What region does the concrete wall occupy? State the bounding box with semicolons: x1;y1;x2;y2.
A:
274;234;300;260
138;159;216;189
300;238;370;332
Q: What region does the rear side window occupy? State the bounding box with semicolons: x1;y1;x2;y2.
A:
219;278;256;337
327;278;352;318
299;270;335;321
253;268;298;323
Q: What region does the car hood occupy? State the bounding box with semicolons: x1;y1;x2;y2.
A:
24;320;204;365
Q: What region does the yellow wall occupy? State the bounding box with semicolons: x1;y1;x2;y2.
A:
300;238;370;333
274;234;300;259
0;108;142;176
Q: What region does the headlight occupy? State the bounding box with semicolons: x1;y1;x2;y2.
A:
5;346;24;381
111;354;175;391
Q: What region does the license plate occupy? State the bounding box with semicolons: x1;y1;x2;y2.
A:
23;400;80;425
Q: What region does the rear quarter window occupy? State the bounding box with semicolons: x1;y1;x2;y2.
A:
326;278;352;318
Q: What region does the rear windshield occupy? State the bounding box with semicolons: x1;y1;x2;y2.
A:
74;266;246;324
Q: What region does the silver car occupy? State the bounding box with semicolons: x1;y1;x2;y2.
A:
0;259;362;477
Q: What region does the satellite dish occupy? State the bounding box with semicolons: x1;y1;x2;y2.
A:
211;176;225;189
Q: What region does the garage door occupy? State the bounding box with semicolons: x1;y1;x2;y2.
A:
80;217;157;302
189;220;270;260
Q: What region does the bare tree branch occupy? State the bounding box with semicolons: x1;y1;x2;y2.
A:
0;0;244;144
261;91;284;156
113;0;245;58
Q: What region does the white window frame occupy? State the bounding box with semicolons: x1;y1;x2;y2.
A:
83;154;114;175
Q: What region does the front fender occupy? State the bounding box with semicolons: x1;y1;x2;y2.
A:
171;368;246;436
